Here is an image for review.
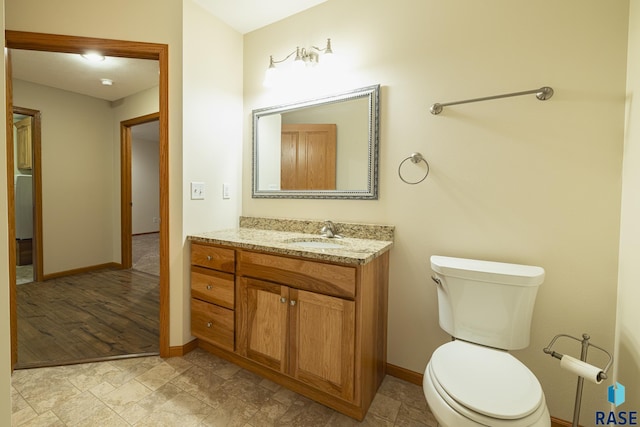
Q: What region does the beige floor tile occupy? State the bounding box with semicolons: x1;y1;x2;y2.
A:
200;394;260;427
135;392;215;427
100;379;152;414
11;404;38;427
51;390;110;425
246;397;292;426
16;410;64;427
135;362;182;390
136;382;184;413
15;377;82;414
71;406;129;427
12;349;436;427
368;392;402;423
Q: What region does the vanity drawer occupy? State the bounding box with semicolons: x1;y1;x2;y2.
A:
237;250;356;299
191;266;235;309
191;243;235;272
191;298;234;351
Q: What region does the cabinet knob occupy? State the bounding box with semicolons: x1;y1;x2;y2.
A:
206;255;212;261
290;300;297;306
206;284;213;290
280;297;287;304
206;322;212;328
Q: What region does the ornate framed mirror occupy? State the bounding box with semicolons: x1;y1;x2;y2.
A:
252;84;380;199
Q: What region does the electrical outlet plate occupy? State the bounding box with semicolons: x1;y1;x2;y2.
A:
191;182;205;200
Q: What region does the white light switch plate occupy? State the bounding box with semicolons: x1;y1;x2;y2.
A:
191;182;205;200
222;183;230;199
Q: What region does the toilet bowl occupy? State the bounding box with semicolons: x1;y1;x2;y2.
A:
424;256;550;427
423;341;550;427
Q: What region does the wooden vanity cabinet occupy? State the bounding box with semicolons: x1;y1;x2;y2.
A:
190;244;236;351
237;276;356;401
190;241;390;421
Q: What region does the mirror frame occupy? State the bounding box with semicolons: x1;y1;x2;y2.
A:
252;84;380;199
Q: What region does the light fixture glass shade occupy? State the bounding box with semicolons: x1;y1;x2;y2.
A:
292;58;305;72
321;50;335;67
263;66;278;88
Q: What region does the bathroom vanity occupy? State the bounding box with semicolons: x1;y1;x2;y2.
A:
188;217;393;420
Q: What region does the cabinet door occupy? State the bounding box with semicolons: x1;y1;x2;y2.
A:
289;289;355;400
15;116;33;170
237;277;289;372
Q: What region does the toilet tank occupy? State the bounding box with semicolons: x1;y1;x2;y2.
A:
430;256;545;350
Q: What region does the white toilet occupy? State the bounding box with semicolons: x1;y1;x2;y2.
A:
423;255;551;427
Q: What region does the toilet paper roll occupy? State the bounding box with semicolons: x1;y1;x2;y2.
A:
560;355;604;384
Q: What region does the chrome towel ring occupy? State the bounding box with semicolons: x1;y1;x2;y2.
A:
398;152;429;184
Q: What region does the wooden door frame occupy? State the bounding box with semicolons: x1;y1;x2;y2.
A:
121;112;160;269
5;31;171;361
12;106;43;283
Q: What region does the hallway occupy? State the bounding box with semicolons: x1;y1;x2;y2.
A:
15;234;160;368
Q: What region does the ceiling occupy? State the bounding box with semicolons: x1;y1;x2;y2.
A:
10;1;326;102
11;49;159;102
194;0;327;34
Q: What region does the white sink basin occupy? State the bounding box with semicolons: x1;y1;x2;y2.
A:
286;240;345;249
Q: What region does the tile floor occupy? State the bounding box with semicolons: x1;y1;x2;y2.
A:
11;348;437;427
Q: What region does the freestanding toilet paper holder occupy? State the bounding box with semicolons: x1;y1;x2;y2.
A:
543;333;613;427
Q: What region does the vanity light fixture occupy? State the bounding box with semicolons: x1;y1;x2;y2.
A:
264;38;334;87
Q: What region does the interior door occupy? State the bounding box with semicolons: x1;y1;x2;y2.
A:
280;124;337;190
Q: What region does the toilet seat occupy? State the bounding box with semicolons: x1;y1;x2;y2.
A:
428;340;546;426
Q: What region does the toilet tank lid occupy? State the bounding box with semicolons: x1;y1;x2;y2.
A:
431;256;545;286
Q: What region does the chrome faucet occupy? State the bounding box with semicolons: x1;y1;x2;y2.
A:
320;220;342;238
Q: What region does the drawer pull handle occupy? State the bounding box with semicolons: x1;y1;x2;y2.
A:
290;300;297;306
206;321;212;328
206;255;212;261
206;284;213;290
280;297;287;304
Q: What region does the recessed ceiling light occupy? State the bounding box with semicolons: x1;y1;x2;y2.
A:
100;78;114;86
82;52;105;62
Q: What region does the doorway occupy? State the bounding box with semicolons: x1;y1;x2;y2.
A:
121;114;160;272
12;106;42;285
5;31;170;368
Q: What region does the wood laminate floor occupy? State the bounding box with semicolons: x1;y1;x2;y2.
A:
16;268;160;369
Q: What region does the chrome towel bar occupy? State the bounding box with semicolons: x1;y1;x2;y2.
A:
430;86;554;115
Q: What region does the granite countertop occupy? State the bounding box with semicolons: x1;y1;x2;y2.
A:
188;227;393;265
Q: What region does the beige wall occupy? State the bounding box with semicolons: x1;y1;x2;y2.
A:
617;0;640;411
13;80;116;274
12;79;160;274
243;0;628;420
110;86;160;251
1;2;10;424
182;0;244;342
132;136;160;235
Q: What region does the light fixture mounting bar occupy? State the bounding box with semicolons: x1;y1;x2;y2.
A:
267;38;333;67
